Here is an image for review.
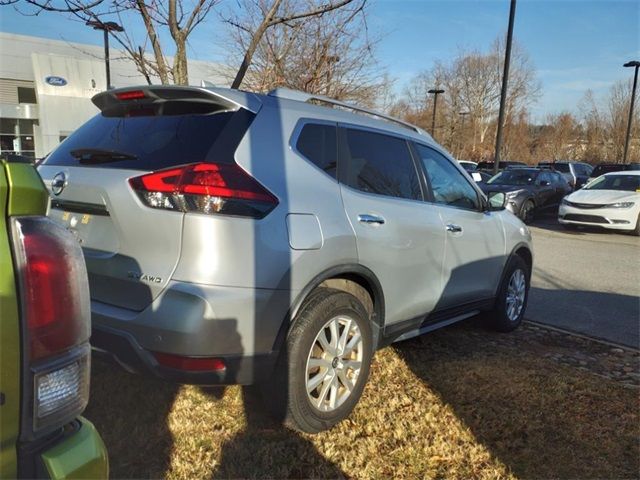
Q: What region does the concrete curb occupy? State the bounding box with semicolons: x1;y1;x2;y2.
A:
524;319;640;353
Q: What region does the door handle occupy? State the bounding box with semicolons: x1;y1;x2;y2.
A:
358;214;385;225
446;223;463;233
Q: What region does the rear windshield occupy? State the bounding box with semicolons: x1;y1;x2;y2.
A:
42;109;253;171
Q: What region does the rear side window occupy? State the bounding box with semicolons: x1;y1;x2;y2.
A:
41;109;254;171
296;123;337;179
343;128;422;201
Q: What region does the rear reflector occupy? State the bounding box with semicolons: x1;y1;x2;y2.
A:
152;352;226;372
33;346;90;430
129;162;278;218
11;217;90;361
116;90;146;101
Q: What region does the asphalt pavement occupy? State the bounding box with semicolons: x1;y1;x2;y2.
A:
526;216;640;349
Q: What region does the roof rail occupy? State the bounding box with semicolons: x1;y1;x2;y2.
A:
268;87;426;135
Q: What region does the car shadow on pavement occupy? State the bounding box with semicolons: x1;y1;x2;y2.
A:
393;318;639;479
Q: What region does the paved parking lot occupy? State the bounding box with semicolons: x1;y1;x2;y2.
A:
527;217;640;349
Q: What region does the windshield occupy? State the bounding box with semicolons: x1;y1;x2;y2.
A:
584;174;640;192
487;170;538;186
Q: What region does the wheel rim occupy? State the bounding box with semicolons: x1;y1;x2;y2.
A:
506;269;527;322
305;315;363;413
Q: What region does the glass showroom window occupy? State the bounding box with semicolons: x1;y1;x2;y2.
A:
0;118;36;158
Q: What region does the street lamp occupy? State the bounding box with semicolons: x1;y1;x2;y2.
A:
622;60;640;163
428;88;445;138
493;0;517;176
458;111;470;158
86;20;124;90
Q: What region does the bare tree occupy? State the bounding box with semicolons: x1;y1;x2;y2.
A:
222;0;383;104
577;81;640;163
3;0;219;85
223;0;362;90
387;39;539;160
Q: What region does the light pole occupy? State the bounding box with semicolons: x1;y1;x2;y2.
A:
458;111;470;158
428;88;445;139
86;20;124;90
622;60;640;163
493;0;517;176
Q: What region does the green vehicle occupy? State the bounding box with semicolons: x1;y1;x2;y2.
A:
0;156;108;479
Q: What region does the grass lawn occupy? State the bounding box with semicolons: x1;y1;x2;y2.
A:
84;320;640;479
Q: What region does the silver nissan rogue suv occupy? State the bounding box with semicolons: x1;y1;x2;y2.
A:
38;85;533;433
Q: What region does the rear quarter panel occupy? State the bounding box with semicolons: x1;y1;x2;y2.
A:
0;161;49;478
0;163;20;479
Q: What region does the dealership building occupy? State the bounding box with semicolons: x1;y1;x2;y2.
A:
0;32;226;159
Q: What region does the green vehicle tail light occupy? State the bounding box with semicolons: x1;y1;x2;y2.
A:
11;216;92;434
33;347;90;431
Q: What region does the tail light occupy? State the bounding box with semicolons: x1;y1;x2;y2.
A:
129;162;278;219
11;217;91;433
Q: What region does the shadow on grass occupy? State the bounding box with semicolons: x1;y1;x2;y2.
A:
85;359;345;479
203;386;345;479
393;318;640;479
84;359;180;479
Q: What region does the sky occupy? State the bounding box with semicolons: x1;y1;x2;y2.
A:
0;0;638;121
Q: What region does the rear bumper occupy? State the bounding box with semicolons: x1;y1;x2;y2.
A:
90;280;293;384
91;325;277;385
39;418;108;480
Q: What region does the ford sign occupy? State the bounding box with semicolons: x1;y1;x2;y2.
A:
45;76;67;87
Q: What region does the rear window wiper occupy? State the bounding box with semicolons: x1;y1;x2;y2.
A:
70;148;137;164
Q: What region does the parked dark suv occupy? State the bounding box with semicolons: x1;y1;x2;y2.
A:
538;161;593;190
481;168;571;223
588;163;640;183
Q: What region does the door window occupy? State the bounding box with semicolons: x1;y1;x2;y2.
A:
538;172;552;185
414;144;480;210
343;128;422;201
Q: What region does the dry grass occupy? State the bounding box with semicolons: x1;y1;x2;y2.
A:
84;320;640;479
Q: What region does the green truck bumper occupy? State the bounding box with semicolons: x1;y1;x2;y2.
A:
40;418;108;480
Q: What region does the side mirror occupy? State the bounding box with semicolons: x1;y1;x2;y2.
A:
486;191;506;211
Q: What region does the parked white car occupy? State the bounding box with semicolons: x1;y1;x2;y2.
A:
559;171;640;235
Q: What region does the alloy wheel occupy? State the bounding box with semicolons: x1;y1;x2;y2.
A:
305;315;363;412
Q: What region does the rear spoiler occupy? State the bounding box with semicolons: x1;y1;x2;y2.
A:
92;85;263;114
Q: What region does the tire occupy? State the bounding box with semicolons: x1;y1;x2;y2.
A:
519;200;535;224
485;255;530;332
264;287;373;433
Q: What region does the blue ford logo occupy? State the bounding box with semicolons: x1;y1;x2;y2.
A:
45;76;67;87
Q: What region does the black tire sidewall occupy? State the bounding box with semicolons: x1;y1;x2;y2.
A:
285;288;373;433
521;200;535;224
490;255;530;332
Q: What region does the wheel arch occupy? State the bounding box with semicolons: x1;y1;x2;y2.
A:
271;264;386;353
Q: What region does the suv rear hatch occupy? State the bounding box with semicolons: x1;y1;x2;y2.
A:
38;86;260;311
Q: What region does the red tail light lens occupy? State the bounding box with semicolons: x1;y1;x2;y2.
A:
11;217;90;361
116;90;146;101
129;162;278;218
